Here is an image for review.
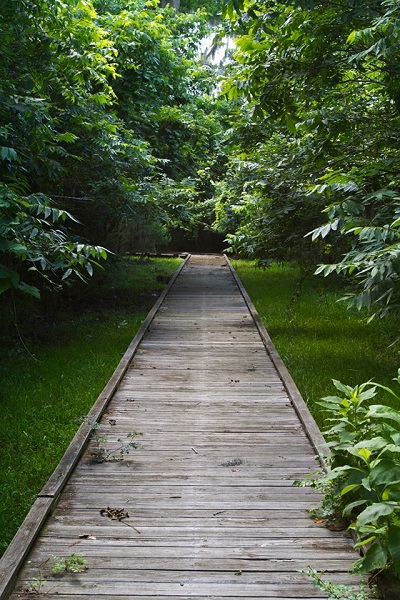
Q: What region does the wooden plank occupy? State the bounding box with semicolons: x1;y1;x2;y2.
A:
16;569;362;586
18;557;360;575
28;540;358;558
5;597;333;600
10;579;346;597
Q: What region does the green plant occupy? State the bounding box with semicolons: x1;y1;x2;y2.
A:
300;567;374;600
26;578;46;594
51;553;88;574
89;423;142;463
309;374;400;576
295;469;347;531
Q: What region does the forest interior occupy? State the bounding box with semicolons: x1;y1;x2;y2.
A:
3;0;400;596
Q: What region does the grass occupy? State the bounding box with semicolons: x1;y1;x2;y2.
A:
0;256;181;556
232;260;400;428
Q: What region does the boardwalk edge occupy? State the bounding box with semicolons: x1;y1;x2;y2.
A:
0;254;190;600
224;255;330;469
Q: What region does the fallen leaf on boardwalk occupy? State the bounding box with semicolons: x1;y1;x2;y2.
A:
79;534;97;540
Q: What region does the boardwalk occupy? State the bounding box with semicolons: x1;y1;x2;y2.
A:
2;254;367;599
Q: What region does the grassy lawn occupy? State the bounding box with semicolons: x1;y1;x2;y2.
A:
0;256;181;556
232;260;400;428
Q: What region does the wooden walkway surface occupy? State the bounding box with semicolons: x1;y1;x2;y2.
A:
2;254;367;599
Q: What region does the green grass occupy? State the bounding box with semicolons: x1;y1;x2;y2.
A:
232;260;400;428
0;256;181;555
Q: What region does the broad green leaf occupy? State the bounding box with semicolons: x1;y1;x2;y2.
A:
332;379;353;396
368;405;400;426
342;498;368;517
341;484;361;496
370;459;400;488
353;542;388;573
356;501;399;528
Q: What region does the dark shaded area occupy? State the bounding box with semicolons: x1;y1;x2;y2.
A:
168;227;225;252
0;257;177;347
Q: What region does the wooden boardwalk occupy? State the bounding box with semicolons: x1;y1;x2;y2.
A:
1;254;368;599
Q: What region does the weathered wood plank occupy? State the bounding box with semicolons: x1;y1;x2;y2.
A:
10;579;346;597
6;597;330;600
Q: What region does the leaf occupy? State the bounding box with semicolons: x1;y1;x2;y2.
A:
341;484;360;496
346;30;357;44
61;268;73;281
17;282;41;299
356;501;399;528
354;535;376;548
332;379;353;396
353;542;388;573
342;498;368;517
367;405;400;426
55;132;78;143
356;447;372;463
369;459;400;489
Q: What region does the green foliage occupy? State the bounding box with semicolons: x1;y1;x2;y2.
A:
215;0;400;317
312;374;400;576
26;579;46;595
300;567;374;600
51;553;88;574
0;184;107;298
0;0;224;300
88;420;142;463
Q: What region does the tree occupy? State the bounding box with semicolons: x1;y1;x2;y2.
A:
216;0;400;316
0;0;226;299
0;0;115;297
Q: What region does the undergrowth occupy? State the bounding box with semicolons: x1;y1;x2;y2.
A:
0;256;181;555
